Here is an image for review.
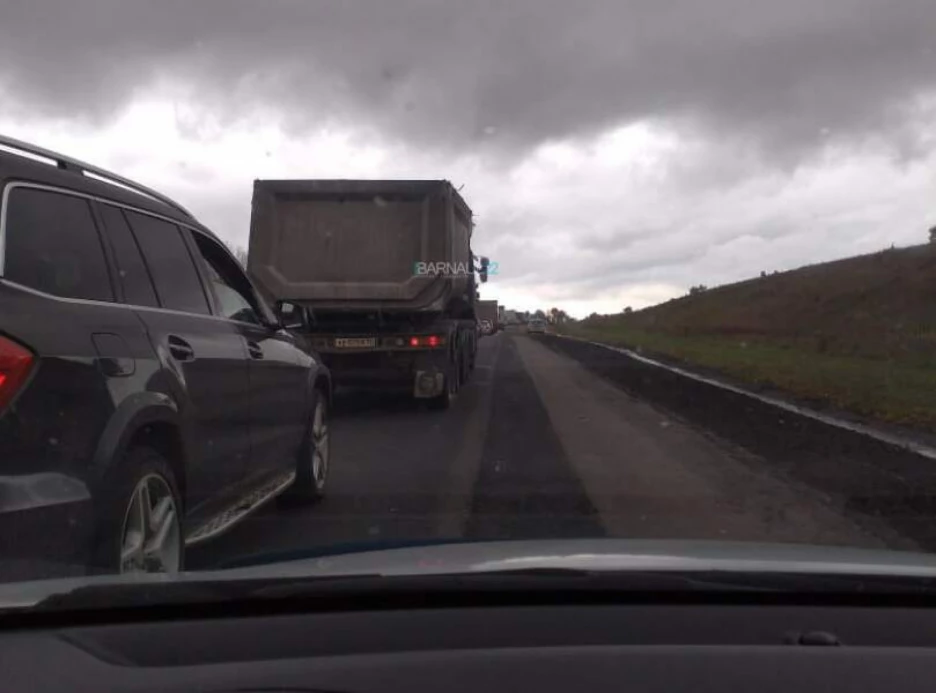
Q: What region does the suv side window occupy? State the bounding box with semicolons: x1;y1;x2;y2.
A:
191;233;262;325
98;204;159;307
2;187;114;302
125;211;210;315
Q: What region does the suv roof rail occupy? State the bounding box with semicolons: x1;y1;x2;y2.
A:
0;134;194;218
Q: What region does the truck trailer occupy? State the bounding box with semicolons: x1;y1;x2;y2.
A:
248;179;484;409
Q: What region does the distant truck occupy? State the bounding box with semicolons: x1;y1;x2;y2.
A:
248;179;486;409
476;300;499;335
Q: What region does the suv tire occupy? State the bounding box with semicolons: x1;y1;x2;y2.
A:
282;389;330;505
91;446;184;575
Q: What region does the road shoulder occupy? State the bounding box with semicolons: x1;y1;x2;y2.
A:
513;334;891;548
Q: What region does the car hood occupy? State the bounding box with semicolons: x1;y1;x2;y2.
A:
4;538;936;609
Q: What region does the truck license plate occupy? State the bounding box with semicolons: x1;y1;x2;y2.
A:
334;337;377;348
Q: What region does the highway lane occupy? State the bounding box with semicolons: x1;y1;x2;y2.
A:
187;331;503;568
188;330;894;570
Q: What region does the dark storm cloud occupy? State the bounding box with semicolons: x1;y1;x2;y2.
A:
3;0;936;158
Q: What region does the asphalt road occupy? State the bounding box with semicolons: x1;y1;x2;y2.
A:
188;330;913;570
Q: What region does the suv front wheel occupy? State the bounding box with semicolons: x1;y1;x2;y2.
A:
282;389;330;504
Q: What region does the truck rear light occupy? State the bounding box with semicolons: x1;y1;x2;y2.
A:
0;335;34;411
407;335;446;348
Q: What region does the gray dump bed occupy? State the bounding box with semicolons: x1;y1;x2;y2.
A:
248;179;475;312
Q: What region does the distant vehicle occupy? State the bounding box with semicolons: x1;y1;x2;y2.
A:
477;300;499;334
479;319;495;336
0;136;332;578
248;180;484;410
528;319;547;334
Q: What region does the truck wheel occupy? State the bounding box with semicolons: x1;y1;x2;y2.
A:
457;344;468;386
283;389;330;504
91;446;184;575
429;362;458;410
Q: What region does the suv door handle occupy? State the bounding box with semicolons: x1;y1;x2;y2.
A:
167;335;196;362
246;340;264;360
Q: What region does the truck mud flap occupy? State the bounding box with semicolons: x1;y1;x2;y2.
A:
413;370;445;398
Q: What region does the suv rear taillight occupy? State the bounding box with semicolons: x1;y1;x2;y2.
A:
0;336;34;411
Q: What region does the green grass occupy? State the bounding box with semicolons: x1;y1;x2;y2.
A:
554;244;936;431
559;322;936;431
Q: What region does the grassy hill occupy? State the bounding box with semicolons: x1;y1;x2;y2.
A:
563;244;936;431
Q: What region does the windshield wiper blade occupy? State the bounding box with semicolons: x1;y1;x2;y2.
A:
22;574;385;613
19;566;936;614
224;567;783;602
10;568;766;613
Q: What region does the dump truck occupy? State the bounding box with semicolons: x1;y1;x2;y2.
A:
248;179;485;408
476;300;499;335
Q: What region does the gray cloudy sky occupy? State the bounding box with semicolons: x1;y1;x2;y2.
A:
3;0;936;315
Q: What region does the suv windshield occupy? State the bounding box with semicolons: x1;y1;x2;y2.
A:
2;0;936;600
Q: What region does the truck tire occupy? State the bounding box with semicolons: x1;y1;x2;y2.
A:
90;446;184;575
429;360;458;410
462;339;473;384
456;340;468;387
282;388;330;504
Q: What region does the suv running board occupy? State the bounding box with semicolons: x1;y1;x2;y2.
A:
184;470;296;546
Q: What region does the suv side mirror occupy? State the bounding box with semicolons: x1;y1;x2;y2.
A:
275;301;307;331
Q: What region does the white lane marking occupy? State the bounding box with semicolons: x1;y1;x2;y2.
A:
556;334;936;462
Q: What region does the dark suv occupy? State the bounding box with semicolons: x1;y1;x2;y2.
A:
0;136;332;579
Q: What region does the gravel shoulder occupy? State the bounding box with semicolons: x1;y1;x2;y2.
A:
529;334;922;551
